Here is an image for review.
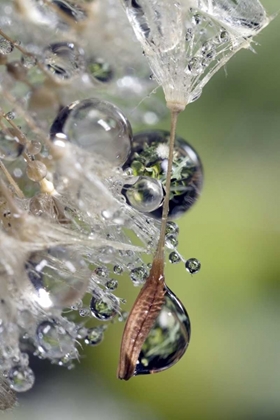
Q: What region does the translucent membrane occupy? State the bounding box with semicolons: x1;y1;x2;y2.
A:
50;98;132;166
135;286;191;376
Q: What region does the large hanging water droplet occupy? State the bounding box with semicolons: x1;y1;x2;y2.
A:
123;176;164;213
185;258;201;274
43;42;85;80
26;247;89;309
36;320;76;359
135;286;191;376
0;130;24;161
7;366;35;392
90;293;119;320
123;130;203;219
50;98;132;166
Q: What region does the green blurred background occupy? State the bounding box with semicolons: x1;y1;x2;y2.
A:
7;1;280;419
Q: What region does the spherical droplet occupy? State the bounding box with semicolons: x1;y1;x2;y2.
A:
165;234;178;249
84;327;105;346
105;279;118;291
185;258;201;274
90;294;118;321
26;161;47;182
8;366;35;392
166;221;179;236
113;265;123;275
0;131;24;161
135;286;190;376
130;266;148;285
43;42;85;80
0;37;13;54
169;251;181;264
36;320;76;358
123;176;164;213
50;98;132;166
87;57;114;83
27;247;89;309
21;54;37;69
123;130;203;219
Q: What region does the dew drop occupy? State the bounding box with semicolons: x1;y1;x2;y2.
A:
21;54;37;69
123;176;164;213
113;265;123;275
36;320;76;358
123;130;203;219
135;286;190;376
185;258;201;274
0;131;24;161
165;234;178;249
169;251;181;264
84;326;105;346
50;98;132;166
130;266;148;285
43;42;85;80
8;366;35;392
0;38;13;54
90;294;118;321
26;247;89;309
87;57;114;83
105;279;118;291
166;221;179;236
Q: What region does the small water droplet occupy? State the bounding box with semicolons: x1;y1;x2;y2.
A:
135;286;190;376
185;258;201;274
94;266;108;278
84;326;105;346
8;366;35;392
165;234;178;249
113;265;123;275
130;266;148;285
166;221;179;236
21;54;37;69
169;252;181;264
43;42;85;80
105;279;118;291
79;308;89;317
90;294;118;320
192;13;201;25
123;176;164;213
50;98;132;166
0;37;13;54
87;57;114;83
36;320;76;358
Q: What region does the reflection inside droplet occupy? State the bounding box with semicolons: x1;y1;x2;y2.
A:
135;286;190;376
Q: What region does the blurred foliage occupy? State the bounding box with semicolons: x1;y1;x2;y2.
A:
9;1;280;419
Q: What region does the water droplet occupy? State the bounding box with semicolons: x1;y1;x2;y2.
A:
8;366;35;392
90;294;118;320
50;98;132;166
0;131;24;161
94;266;108;278
169;252;181;264
113;265;123;275
165;234;178;249
21;54;37;69
187;57;203;76
43;42;85;80
135;286;190;376
185;258;201;274
0;38;13;54
123;130;203;219
219;29;229;44
123;176;164;213
79;308;89;317
105;279;118;291
166;221;179;236
36;320;76;358
27;247;89;309
84;326;105;346
52;0;87;22
192;13;201;25
87;57;114;83
130;266;148;285
26;161;47;182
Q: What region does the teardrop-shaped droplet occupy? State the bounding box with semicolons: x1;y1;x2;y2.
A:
135;286;190;376
123;130;203;219
50;98;132;166
123;176;164;213
43;42;85;80
26;247;89;309
36;320;76;359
